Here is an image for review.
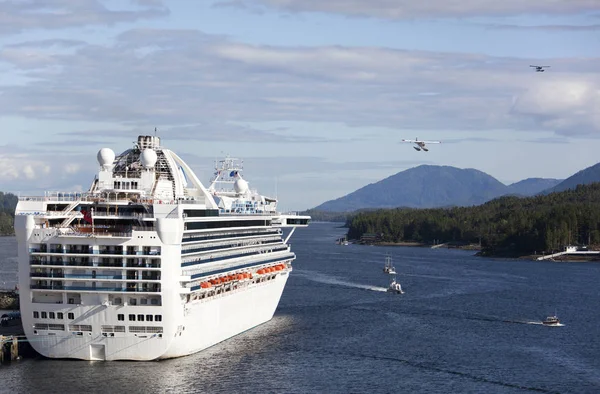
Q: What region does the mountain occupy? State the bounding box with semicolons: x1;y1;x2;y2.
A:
314;165;511;212
507;178;562;196
542;162;600;194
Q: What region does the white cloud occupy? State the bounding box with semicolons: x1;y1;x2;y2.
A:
0;147;96;194
215;0;600;19
64;163;81;174
0;154;49;181
0;0;168;35
22;165;36;179
512;76;600;135
0;29;597;137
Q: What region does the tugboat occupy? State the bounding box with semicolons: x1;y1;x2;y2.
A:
383;255;396;275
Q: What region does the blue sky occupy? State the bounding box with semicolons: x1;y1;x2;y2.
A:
0;0;599;210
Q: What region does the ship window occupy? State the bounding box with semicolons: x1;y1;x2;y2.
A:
114;297;122;305
57;312;64;319
146;315;153;322
137;314;144;322
41;312;47;319
129;314;135;321
49;312;55;319
141;298;147;305
33;311;39;318
151;299;158;305
68;313;74;319
118;314;124;321
155;315;162;322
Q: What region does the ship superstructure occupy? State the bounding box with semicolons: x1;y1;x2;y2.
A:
14;135;310;361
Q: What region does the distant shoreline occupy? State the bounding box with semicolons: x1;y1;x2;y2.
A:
364;241;482;250
356;241;600;262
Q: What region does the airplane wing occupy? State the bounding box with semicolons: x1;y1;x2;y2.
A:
401;139;417;143
420;140;441;144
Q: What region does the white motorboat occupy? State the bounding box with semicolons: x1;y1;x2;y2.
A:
387;276;404;294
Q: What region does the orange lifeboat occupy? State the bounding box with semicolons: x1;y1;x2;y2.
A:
257;269;265;275
237;274;244;280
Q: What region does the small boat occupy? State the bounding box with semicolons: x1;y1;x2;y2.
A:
387;277;404;294
542;315;560;326
336;236;349;245
383;255;396;275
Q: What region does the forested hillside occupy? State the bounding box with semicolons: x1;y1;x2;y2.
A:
346;183;600;257
0;192;18;235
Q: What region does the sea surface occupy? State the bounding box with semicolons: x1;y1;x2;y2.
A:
1;222;600;393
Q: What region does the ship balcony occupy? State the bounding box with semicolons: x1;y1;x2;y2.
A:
30;250;93;256
30;285;162;293
30;272;161;281
95;250;160;257
30;259;94;267
30;261;162;270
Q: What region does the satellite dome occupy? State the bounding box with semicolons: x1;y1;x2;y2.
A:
140;148;157;168
234;177;249;194
97;148;115;169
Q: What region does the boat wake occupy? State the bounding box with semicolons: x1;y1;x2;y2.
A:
502;320;565;327
295;271;387;293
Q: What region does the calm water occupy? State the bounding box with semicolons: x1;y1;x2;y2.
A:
1;222;600;393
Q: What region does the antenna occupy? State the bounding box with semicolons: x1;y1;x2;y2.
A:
154;127;157;137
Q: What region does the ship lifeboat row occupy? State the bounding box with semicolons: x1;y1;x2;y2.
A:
198;264;288;289
256;263;287;275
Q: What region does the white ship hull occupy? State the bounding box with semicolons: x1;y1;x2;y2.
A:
22;273;289;361
163;271;288;359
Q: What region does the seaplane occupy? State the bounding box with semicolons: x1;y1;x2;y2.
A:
530;65;550;72
402;137;441;152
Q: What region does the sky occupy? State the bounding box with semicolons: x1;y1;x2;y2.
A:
0;0;599;211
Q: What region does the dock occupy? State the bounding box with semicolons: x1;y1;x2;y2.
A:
536;246;600;261
1;290;34;364
0;335;20;363
0;315;36;364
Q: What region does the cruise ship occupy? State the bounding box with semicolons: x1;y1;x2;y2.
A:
14;135;310;361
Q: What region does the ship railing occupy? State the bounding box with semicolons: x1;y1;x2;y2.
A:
32;273;152;280
58;225;155;238
29;272;65;278
19;192;207;206
45;210;155;219
30;285;161;292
